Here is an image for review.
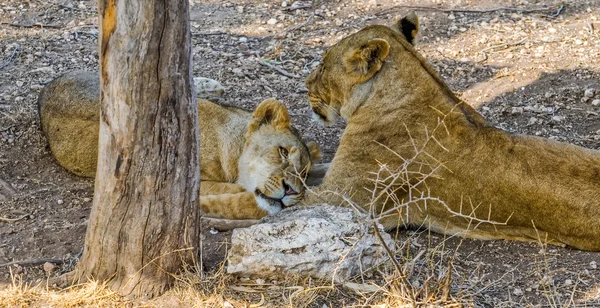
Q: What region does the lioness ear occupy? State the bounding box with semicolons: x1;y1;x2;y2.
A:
344;38;390;80
306;141;322;162
248;98;291;134
395;12;419;44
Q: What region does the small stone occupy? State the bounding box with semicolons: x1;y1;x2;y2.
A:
238;37;248;43
448;14;455;20
551;115;564;122
548;28;557;33
334;19;343;27
43;262;56;275
83;197;91;202
236;6;244;13
255;278;265;284
527;117;538;125
223;302;234;308
16;81;24;87
584;88;596;98
281;1;288;7
592;99;600;106
513;288;524;296
564;279;573;286
57;199;64;205
511;107;523;114
209;228;218;235
267;18;278;25
591;261;597;269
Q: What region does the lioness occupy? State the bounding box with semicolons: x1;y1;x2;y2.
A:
38;71;321;220
304;13;600;251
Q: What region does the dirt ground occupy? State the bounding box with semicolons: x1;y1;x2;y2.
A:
1;0;600;306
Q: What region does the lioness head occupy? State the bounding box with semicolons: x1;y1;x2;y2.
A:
306;13;419;125
237;98;321;214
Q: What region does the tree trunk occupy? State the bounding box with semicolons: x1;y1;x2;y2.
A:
65;0;199;299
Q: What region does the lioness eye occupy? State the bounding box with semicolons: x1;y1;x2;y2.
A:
279;147;289;158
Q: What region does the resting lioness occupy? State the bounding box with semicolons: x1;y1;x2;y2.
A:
304;13;600;251
38;71;321;220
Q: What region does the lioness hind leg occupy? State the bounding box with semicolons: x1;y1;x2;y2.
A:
200;181;268;220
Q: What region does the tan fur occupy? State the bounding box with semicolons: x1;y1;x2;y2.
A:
38;72;321;220
304;15;600;251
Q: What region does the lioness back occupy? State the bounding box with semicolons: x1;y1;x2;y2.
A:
39;71;321;220
304;14;600;251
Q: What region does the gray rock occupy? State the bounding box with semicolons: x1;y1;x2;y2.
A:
227;205;394;282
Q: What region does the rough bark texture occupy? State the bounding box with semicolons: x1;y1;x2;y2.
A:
68;0;199;299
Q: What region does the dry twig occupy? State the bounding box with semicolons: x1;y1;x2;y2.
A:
0;258;64;268
1;22;63;29
0;45;19;70
0;214;28;223
376;5;562;16
258;57;300;78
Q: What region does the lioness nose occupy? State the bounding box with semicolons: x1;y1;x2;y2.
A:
282;180;297;195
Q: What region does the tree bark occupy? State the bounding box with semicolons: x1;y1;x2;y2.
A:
65;0;199;299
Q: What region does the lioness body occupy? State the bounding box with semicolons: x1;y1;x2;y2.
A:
305;15;600;250
39;71;320;220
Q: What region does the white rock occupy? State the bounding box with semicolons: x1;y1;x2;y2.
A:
585;88;596;98
193;77;225;98
227;205;394;282
267;18;278;25
511;107;523;114
551;115;564;122
591;261;597;269
592;99;600;106
238;36;248;43
513;288;524;296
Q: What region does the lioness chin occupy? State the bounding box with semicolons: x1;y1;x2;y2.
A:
304;13;600;251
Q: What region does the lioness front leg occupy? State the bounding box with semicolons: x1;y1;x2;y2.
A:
200;181;268;220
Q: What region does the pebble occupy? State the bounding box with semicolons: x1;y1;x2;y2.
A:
585;88;596;98
57;199;64;205
591;261;597;269
281;1;288;7
592;99;600;106
238;37;248;43
564;279;573;286
513;288;524;296
551;115;564;122
267;18;278;25
43;262;56;275
511;107;523;114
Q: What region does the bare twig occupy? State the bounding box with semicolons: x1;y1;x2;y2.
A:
258;57;299;78
0;258;64;268
193;30;228;36
479;38;527;62
0;45;19;70
285;14;314;33
0;214;28;223
285;3;312;11
1;22;63;29
372;219;416;307
201;217;260;231
376;5;561;16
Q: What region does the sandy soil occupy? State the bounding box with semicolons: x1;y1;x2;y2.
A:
1;0;600;306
